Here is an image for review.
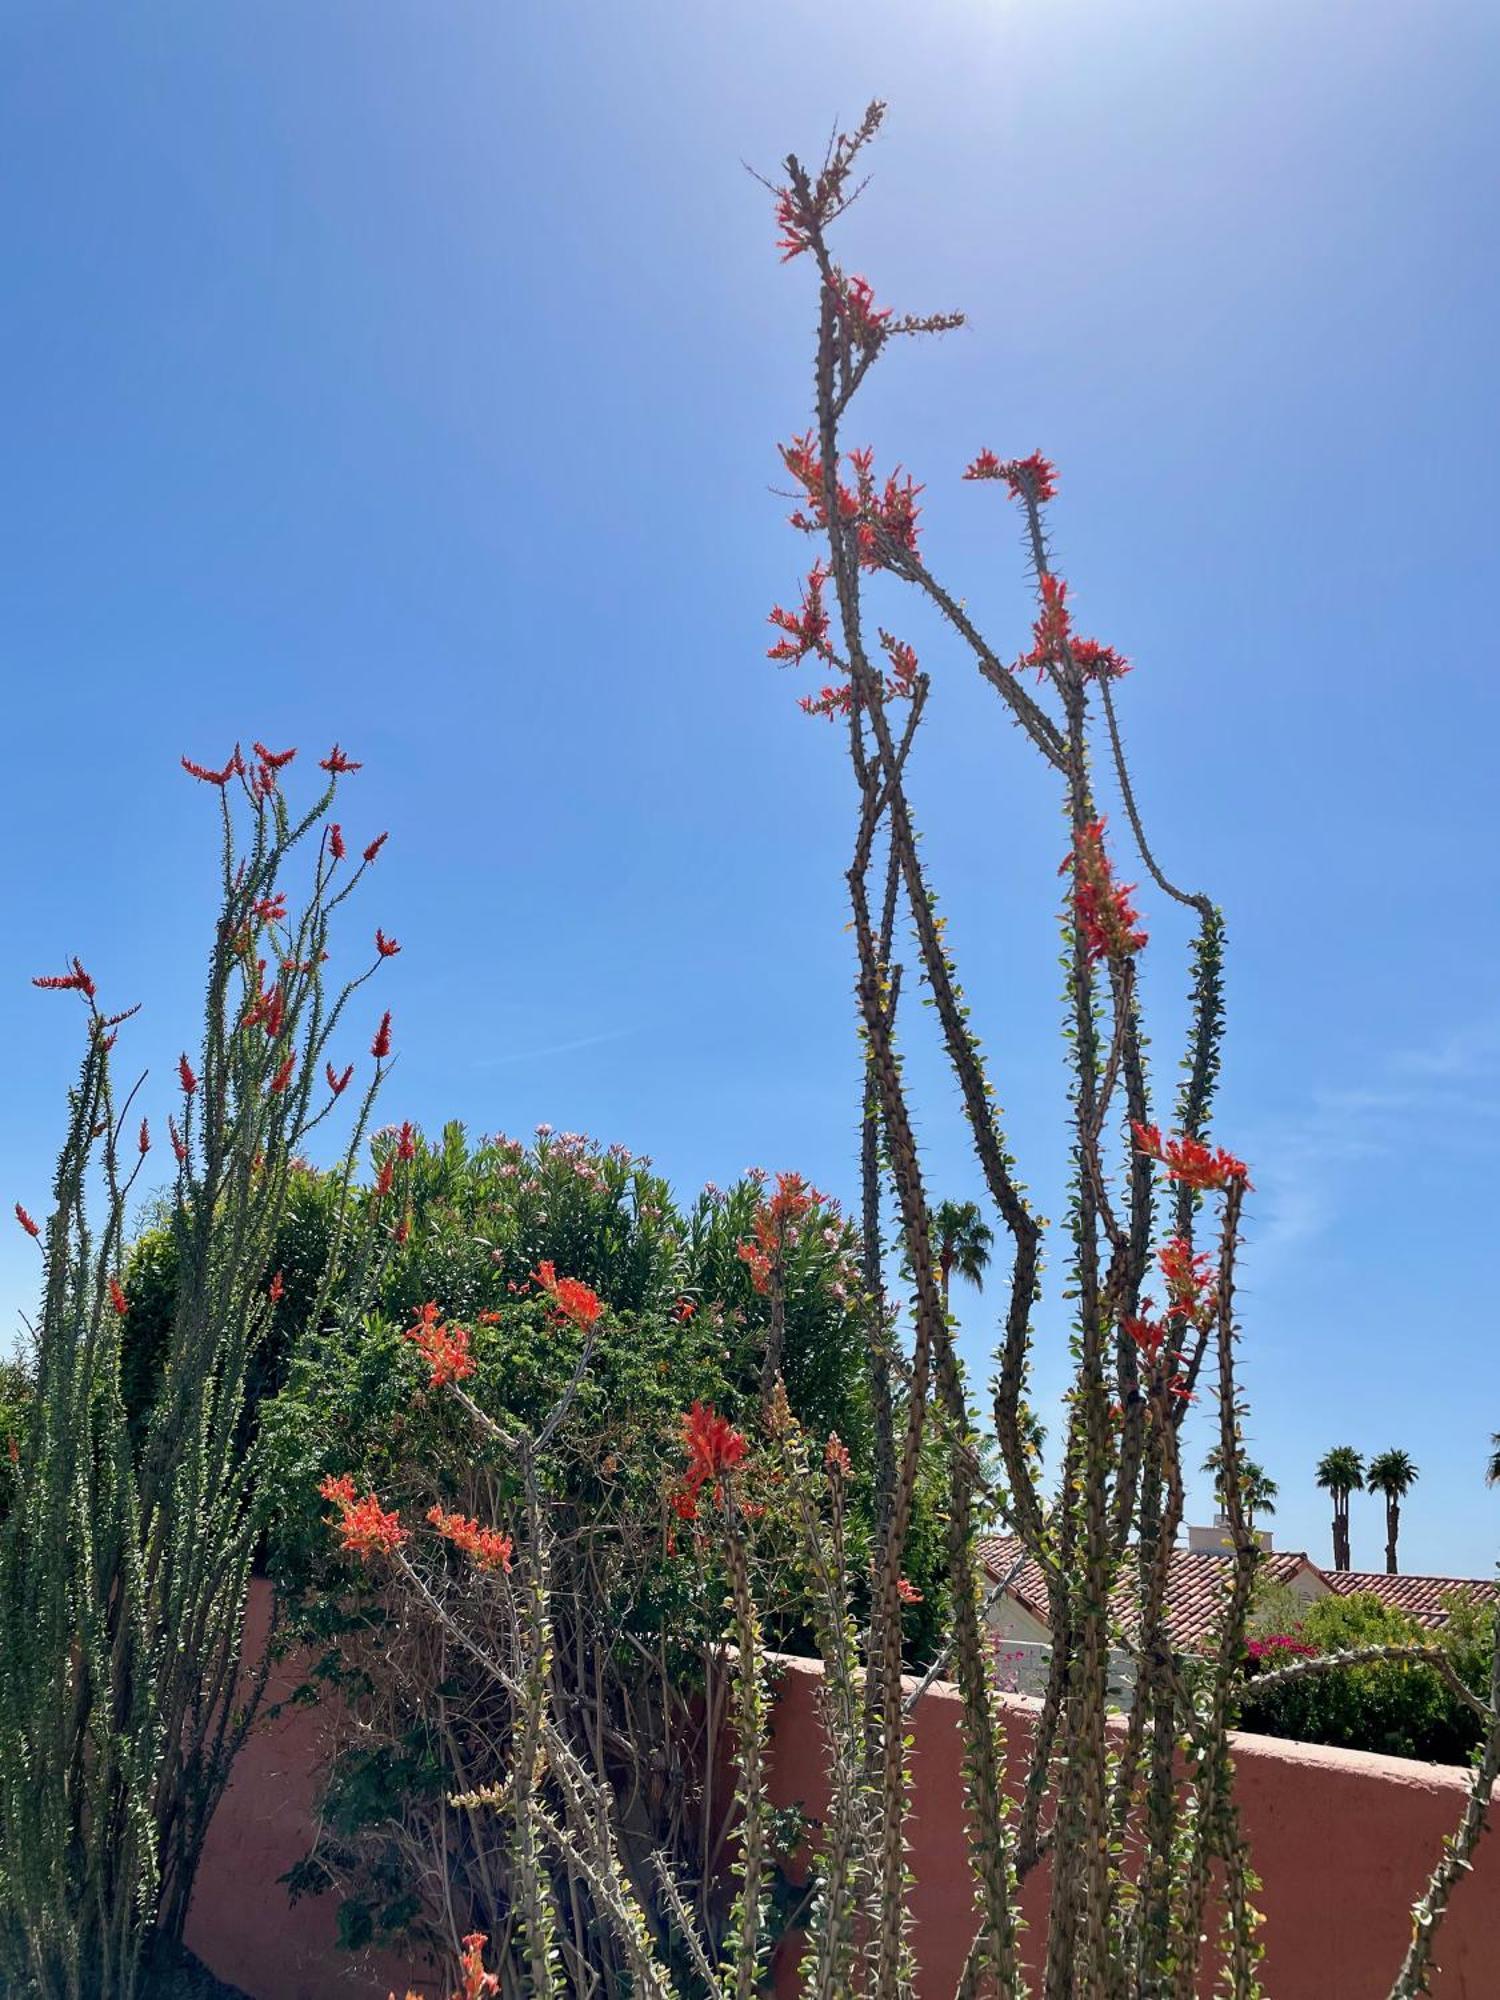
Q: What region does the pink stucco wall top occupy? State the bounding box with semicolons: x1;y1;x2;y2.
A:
188;1582;1500;1999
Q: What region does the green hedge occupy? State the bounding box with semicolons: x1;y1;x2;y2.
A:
1240;1590;1491;1765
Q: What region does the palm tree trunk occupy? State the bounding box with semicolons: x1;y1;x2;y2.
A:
1386;1497;1399;1575
1333;1500;1350;1572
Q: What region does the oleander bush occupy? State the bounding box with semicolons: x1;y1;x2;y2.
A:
255;1128;947;1964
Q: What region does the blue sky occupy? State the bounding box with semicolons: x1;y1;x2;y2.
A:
3;1;1498;1574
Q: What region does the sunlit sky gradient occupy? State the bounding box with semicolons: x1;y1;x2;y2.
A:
4;2;1498;1573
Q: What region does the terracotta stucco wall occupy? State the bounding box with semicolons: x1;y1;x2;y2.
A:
184;1583;422;2000
188;1582;1500;1999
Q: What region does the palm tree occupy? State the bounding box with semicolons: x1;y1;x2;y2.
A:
1366;1448;1418;1575
1201;1449;1279;1529
1315;1446;1365;1572
932;1199;993;1311
1487;1434;1500;1487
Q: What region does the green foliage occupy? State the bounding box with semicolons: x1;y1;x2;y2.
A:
1314;1446;1365;1497
1240;1592;1487;1765
0;1357;28;1521
1244;1575;1306;1641
253;1125;943;1959
120;1167;347;1443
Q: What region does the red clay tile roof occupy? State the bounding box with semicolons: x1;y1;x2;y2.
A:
978;1536;1498;1647
1324;1569;1497;1627
977;1536;1322;1652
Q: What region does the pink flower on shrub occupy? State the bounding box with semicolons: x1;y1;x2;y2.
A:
1247;1635;1316;1662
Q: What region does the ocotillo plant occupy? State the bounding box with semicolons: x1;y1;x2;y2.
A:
319;109;1500;2000
0;744;401;2000
762;101;1500;2000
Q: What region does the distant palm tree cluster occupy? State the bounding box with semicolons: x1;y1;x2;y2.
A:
1313;1446;1419;1573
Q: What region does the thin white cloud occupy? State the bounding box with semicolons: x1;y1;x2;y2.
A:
1243;1018;1500;1276
474;1027;637;1069
1391;1018;1500;1081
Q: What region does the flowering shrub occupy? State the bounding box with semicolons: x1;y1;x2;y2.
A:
1240;1595;1490;1765
257;1127;940;1974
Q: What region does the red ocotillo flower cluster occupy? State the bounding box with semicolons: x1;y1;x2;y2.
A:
533;1261;605;1330
1061;817;1147;965
32;959;97;1003
403;1302;476;1388
427;1506;513;1573
834;273;893;343
736;1170;821;1293
672;1402;749;1521
1123;1236;1217;1378
962;447;1059;505
1133;1122;1251;1192
779;431;922;570
1007;569;1130;685
318;1473;408;1559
